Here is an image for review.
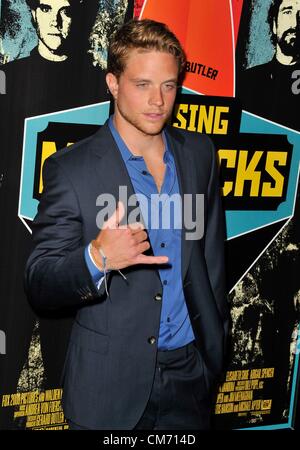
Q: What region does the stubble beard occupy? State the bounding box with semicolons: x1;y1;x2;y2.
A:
277;28;300;58
117;103;172;137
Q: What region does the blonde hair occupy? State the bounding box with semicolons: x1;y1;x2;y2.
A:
107;18;186;77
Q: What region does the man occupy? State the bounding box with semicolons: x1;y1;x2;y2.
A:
237;0;300;131
2;0;108;111
27;0;78;62
25;19;229;430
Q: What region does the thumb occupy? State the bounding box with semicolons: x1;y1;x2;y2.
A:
104;201;125;229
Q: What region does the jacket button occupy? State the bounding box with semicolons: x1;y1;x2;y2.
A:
148;336;156;345
0;173;4;188
154;293;162;301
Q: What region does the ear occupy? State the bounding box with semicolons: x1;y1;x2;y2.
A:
31;9;36;23
106;72;119;100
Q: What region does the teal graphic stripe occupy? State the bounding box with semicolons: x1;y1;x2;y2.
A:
19;102;110;221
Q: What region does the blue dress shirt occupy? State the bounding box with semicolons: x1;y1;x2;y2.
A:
84;116;195;350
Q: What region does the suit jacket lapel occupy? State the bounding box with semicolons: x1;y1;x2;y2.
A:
91;122;138;224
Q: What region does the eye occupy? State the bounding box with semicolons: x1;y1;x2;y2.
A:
136;83;148;88
39;4;51;13
164;83;177;91
61;7;71;18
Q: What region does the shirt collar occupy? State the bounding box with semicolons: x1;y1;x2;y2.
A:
108;115;171;164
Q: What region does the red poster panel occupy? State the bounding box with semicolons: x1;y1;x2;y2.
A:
231;0;244;45
140;0;237;96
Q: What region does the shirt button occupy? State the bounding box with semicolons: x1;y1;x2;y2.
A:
160;242;165;248
154;293;162;301
142;170;148;175
163;280;167;285
148;336;156;345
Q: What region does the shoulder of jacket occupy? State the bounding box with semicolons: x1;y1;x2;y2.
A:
166;124;212;146
49;129;100;166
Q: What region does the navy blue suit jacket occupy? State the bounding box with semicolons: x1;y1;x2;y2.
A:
25;121;229;429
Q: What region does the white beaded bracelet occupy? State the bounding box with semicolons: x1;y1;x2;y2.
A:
98;246;127;298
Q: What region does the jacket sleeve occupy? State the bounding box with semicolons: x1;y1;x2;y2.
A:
204;137;230;340
24;156;108;310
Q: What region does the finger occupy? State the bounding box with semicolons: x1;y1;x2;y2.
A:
104;201;125;229
132;230;148;244
129;222;145;233
135;254;169;265
136;241;151;254
117;223;145;234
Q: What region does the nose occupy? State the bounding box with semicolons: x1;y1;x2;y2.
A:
149;86;164;107
290;10;300;28
50;11;62;29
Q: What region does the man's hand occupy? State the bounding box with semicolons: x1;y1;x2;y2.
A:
90;202;168;271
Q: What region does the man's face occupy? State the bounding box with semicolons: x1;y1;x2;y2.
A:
106;49;179;137
274;0;300;57
32;0;73;55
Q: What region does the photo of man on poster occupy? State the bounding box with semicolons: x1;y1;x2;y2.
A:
28;0;91;62
237;0;300;131
2;0;109;110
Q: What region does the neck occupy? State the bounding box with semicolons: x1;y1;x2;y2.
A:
38;41;68;62
276;45;299;65
113;114;165;158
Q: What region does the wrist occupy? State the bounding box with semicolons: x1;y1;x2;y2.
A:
90;241;106;272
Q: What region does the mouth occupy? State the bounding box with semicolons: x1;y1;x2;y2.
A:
284;29;297;37
48;33;62;37
143;113;165;120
